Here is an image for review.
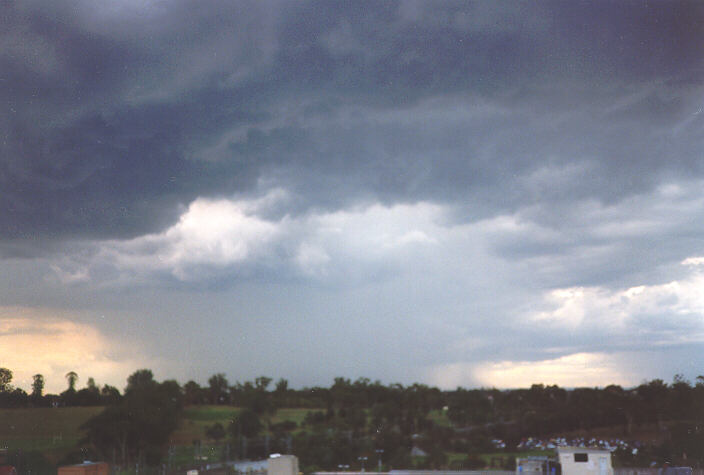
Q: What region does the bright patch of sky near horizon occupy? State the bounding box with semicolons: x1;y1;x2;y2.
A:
2;1;704;392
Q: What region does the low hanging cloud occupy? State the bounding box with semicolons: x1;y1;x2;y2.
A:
490;178;704;291
41;182;704;389
529;258;704;346
50;191;447;286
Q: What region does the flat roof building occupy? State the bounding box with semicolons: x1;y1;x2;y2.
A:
268;454;299;475
517;456;558;475
557;447;612;475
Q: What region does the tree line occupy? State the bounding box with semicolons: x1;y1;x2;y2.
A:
3;368;704;471
0;368;121;408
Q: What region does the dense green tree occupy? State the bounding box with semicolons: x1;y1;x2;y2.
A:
74;377;101;405
447;389;492;427
230;408;263;438
125;369;153;391
255;376;272;391
82;369;183;469
0;387;27;407
31;374;44;398
636;378;669;428
274;378;289;407
206;422;226;444
0;367;12;392
292;429;353;471
208;373;230;404
76;388;101;406
241;377;276;417
184;380;205;405
275;378;288;393
100;384;122;405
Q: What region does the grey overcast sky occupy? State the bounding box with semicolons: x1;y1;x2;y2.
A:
2;0;704;393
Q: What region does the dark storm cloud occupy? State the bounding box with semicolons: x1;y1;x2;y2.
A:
2;0;703;253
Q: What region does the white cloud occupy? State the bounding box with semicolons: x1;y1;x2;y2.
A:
294;243;330;277
51;193;448;285
424;256;704;389
529;261;704;340
295;202;444;263
682;256;704;266
147;197;280;278
40;184;704;389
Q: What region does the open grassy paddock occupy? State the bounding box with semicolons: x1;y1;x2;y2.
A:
170;405;241;445
170;406;320;445
0;406;104;465
0;406;319;452
0;406;103;450
427;408;452;427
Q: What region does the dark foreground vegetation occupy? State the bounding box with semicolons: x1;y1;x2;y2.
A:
2;368;704;473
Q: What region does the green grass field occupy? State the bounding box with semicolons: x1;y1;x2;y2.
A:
0;406;103;451
171;406;321;444
0;406;320;450
272;408;315;426
427;408;452;427
171;406;241;444
0;405;324;469
0;406;104;465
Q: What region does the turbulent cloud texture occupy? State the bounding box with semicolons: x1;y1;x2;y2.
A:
2;1;704;388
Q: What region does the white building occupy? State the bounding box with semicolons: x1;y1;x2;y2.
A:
557;447;613;475
268;454;299;475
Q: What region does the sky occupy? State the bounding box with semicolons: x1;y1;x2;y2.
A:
2;0;704;394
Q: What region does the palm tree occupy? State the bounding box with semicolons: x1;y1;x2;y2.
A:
65;371;78;391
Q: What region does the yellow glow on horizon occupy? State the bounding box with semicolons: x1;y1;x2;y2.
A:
428;352;634;389
0;306;148;394
472;352;633;388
